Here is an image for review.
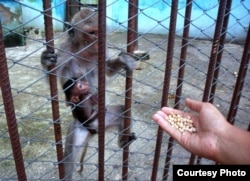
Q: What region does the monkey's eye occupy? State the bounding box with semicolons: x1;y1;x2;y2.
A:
88;31;96;35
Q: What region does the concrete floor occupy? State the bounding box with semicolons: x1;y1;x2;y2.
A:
0;31;249;180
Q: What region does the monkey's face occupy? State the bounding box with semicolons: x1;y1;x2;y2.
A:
72;80;90;96
70;9;99;53
82;24;99;50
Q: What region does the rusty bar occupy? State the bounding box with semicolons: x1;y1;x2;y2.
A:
98;1;106;180
65;1;71;23
173;0;192;167
210;0;232;103
174;0;193;109
42;0;65;179
189;0;228;165
202;0;227;102
66;0;80;22
151;128;163;181
122;1;138;180
172;0;195;166
162;1;179;180
126;0;138;52
151;1;178;180
122;71;133;181
0;22;27;181
227;24;250;124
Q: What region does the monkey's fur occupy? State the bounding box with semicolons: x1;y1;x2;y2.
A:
41;8;136;180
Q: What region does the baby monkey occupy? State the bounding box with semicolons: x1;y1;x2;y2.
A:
63;78;98;135
64;78;90;105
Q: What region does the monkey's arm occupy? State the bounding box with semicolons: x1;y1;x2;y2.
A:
106;52;136;76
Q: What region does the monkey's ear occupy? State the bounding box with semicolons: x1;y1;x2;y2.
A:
64;22;74;37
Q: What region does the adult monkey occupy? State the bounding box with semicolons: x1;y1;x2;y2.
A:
41;7;137;180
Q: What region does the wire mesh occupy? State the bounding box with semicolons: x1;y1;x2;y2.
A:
0;0;249;180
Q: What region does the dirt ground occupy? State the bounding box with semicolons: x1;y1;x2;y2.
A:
0;32;249;180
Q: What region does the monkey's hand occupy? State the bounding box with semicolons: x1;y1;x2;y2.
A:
119;132;137;148
106;52;136;76
117;52;136;71
41;49;57;68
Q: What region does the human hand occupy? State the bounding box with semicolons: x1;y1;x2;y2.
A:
152;98;229;160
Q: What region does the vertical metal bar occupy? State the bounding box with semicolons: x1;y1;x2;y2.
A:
98;1;106;180
122;1;138;180
202;0;227;102
170;0;192;170
127;0;138;52
162;1;179;180
164;0;192;177
215;21;250;167
151;1;178;180
42;0;65;179
151;126;164;180
189;0;228;165
210;0;232;103
227;24;250;124
174;0;193;110
66;0;80;22
0;22;27;181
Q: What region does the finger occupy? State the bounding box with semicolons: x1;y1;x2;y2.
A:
152;111;183;140
161;107;195;120
161;107;187;116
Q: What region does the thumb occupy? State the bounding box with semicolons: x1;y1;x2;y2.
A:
185;98;203;112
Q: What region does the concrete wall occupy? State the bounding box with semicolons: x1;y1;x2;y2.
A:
107;0;250;42
6;0;250;41
21;0;65;31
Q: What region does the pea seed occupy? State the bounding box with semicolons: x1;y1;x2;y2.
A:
165;112;197;134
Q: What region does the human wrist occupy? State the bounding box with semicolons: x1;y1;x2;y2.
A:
213;121;235;164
